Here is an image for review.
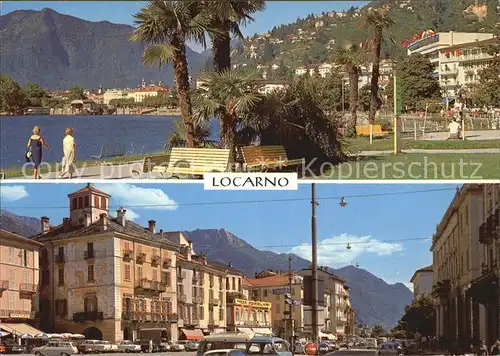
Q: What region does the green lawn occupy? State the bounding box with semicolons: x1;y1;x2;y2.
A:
321;153;500;180
344;137;500;152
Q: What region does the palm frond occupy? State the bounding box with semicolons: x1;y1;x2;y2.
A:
142;44;176;67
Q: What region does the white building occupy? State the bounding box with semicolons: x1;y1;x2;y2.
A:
410;265;433;299
406;31;495;99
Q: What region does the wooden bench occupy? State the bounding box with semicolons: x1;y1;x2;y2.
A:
241;145;305;172
91;143;126;159
132;153;171;178
355;124;388;137
152;148;231;178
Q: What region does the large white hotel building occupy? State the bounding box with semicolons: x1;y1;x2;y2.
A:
406;31;496;101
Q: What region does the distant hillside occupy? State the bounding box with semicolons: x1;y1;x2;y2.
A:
0;210;41;237
183;228;413;329
231;0;500;71
0;8;207;89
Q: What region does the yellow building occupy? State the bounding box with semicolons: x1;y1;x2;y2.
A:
34;184;179;342
0;230;42;327
430;184;484;348
226;298;272;334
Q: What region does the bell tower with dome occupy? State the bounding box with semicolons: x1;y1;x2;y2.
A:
68;184;110;226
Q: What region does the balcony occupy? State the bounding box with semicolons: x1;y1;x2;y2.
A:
194;296;204;304
190;318;200;326
55;254;65;263
136;253;146;264
178;294;187;303
19;283;37;295
123;249;133;261
167;313;178;323
84;250;95;260
135;279;166;293
177;271;186;280
0;280;9;292
210;298;220;306
73;311;104;322
432;279;451;299
151;255;161;267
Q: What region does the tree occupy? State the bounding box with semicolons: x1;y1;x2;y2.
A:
364;8;393;124
394;294;435;337
22;82;47;107
142;93;169;108
371;325;386;338
397;53;442;110
165;118;217;149
130;0;211;148
193;70;263;162
472;28;500;107
0;74;27;113
69;85;86;101
333;43;363;136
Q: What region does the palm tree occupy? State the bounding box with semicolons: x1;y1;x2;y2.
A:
205;1;266;72
333;43;363;137
193;70;263;162
364;7;393;125
165;119;217;150
130;1;211;147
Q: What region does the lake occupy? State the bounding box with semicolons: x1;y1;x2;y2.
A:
0;115;219;168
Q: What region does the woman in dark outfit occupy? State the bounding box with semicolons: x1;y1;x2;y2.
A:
27;125;50;179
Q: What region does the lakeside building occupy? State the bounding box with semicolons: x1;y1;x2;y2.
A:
430;184;490;349
34;184;180;343
0;230;43;333
406;31;495;100
226;298;273;334
410;265;433;299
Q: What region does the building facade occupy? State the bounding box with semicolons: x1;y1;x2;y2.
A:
35;184;179;343
226;298;272;334
0;230;42;323
469;184;500;348
410;265;433;299
406;31;495;100
430;184;485;350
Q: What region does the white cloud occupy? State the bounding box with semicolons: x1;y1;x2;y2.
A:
96;184;177;211
289;233;403;266
0;185;29;202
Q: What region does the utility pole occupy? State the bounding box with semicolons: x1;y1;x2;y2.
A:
311;183;319;346
288;255;294;356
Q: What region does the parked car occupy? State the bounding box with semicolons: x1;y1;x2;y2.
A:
0;341;25;354
169;342;186;352
326;342;337;351
102;341;118;352
203;350;248;356
185;341;200;351
117;341;141;353
136;340;161;353
318;343;330;354
33;341;78;356
78;340;110;353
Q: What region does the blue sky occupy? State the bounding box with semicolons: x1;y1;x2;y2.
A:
1;1;368;52
1;183;458;289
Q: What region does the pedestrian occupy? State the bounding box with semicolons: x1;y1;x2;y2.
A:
491;340;500;356
27;125;50;179
148;338;153;353
478;340;488;356
448;118;461;139
60;127;76;179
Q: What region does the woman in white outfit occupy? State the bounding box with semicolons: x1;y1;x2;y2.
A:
60;127;76;179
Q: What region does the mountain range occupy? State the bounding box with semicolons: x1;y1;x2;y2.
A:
0;8;207;89
0;211;413;329
2;0;499;89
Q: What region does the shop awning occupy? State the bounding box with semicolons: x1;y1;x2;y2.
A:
252;328;273;336
0;323;42;336
181;328;204;340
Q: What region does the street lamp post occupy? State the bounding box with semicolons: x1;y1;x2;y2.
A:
311;183;319;346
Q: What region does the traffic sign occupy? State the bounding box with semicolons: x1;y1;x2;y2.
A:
304;343;317;355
